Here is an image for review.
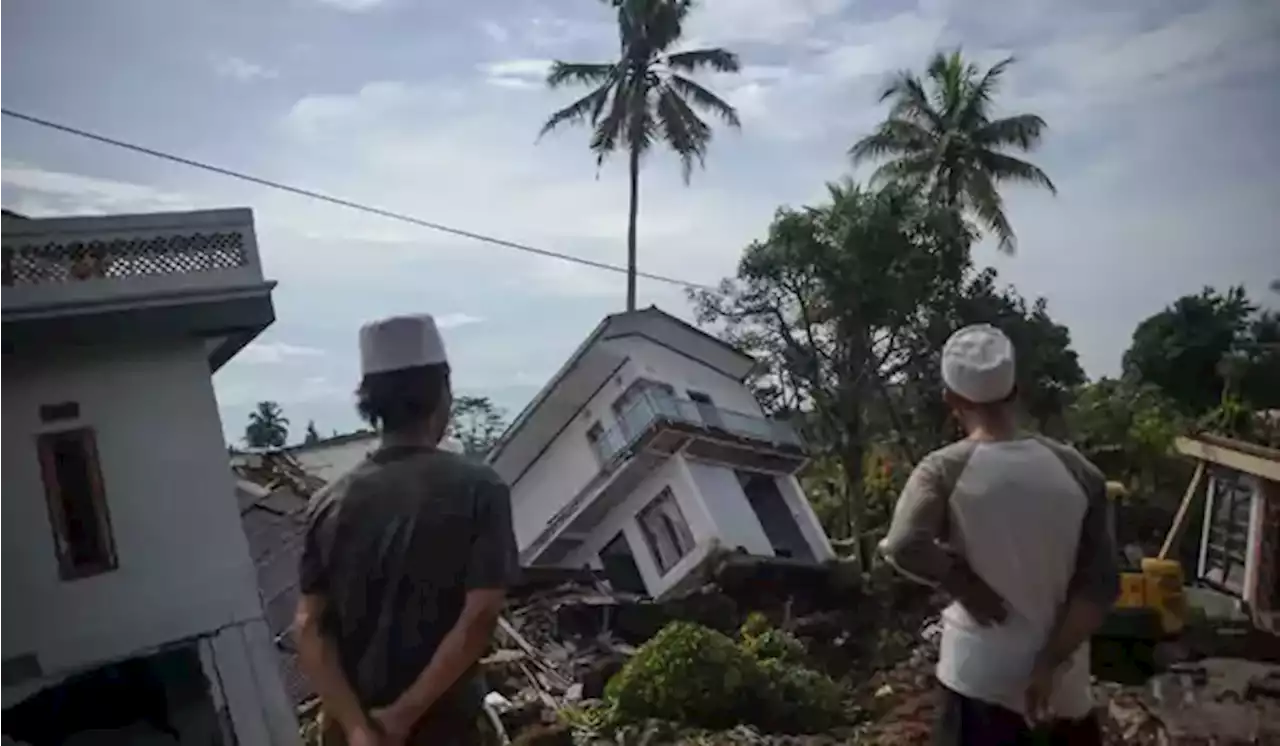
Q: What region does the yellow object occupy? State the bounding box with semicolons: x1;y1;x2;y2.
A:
1140;557;1186;636
1116;572;1147;610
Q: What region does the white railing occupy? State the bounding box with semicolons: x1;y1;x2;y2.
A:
3;209;266;311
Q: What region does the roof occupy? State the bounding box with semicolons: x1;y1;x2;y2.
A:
235;479;312;704
486;306;756;484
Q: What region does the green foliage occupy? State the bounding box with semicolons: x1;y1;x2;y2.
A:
449;395;508;457
738;614;807;665
1124;286;1280;416
540;0;741;309
604;620;847;734
605;622;759;730
244;400;289;449
849;50;1055;252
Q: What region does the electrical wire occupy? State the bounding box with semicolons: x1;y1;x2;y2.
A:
1;108;718;292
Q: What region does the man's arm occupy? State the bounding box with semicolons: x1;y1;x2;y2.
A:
1035;472;1121;670
293;502;374;738
378;477;519;731
879;450;1006;624
294;594;374;737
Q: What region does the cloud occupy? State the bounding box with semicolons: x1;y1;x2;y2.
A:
312;0;383;11
238;342;326;365
0;164;197;215
687;0;852;43
482;59;552;89
212;55;278;82
479;20;510;44
435;312;485;329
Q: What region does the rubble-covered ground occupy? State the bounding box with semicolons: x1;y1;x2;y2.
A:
300;555;1280;745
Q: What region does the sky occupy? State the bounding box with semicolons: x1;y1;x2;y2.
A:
3;0;1279;444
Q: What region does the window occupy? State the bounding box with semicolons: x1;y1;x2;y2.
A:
612;379;677;440
1199;470;1252;595
637;488;696;574
687;390;724;429
586;421;609;465
37;428;118;580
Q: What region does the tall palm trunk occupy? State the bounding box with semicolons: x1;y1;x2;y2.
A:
625;142;641;311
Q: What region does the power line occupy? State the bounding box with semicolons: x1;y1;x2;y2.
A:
1;108;717;292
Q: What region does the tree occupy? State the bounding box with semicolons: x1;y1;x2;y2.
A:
540;0;741;311
694;182;971;563
850;50;1055;253
1123;286;1280;416
244;401;289;449
304;420;321;445
450;396;508;457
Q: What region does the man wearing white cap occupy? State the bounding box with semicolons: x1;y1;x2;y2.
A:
293;314;517;746
881;324;1118;745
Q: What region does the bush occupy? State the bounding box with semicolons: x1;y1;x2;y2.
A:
754;659;846;733
739;614;808;666
605;622;761;730
604;619;847;735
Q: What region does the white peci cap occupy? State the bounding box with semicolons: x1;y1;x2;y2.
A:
941;324;1016;404
359;314;449;375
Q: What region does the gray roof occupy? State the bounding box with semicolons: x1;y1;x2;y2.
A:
236;481;312;704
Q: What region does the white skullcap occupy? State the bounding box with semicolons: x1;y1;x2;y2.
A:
359;314;448;375
941;324;1016;403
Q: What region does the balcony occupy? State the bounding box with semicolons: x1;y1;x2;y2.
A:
526;390;806;565
3;209;276;370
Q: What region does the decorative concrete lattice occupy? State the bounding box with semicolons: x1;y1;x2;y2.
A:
2;231;248;286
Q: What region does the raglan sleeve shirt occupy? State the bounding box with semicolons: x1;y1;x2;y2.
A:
879;448;963;587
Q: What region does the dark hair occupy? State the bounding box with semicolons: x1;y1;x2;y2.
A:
356;363;450;432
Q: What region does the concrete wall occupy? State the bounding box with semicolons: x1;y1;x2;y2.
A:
563;455;720;598
290;436;380;484
685;462;775;556
610;335;764;418
2;340;265;695
775;474;836;561
510;358;641;550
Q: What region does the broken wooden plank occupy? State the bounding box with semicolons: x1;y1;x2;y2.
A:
1159;461;1206;560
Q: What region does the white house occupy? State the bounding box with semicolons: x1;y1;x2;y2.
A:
488;307;834;599
2;209;299;745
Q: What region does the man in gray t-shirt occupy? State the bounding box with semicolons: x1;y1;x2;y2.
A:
294;314;518;746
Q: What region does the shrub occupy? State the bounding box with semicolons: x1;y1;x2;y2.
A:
604;619;848;735
605;622;761;730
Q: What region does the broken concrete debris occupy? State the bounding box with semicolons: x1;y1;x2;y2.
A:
296;557;1280;745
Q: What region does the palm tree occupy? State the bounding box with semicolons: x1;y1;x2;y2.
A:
244;401;289;449
850;50;1055;253
539;0;741;311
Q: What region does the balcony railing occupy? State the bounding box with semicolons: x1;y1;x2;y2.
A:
2;209;266;312
530;390;804;563
594;390;803;467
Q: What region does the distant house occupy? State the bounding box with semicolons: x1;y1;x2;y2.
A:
2;209;298;744
487;306;834;599
1179;434;1280;634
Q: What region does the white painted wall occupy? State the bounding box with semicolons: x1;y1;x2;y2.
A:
775;475;837;561
510;358;641;550
609;335;764;418
563;455;720;597
2;341;265;694
684;461;776;557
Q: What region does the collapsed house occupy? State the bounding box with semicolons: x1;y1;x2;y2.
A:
487;306;836;599
2;209;298;744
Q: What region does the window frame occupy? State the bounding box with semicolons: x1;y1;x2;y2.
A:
637;488;696;575
37;427;119;581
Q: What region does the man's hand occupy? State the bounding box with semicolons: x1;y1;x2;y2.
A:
345;723;384;746
371;704;418;746
951;566;1008;626
1024;660;1056;725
